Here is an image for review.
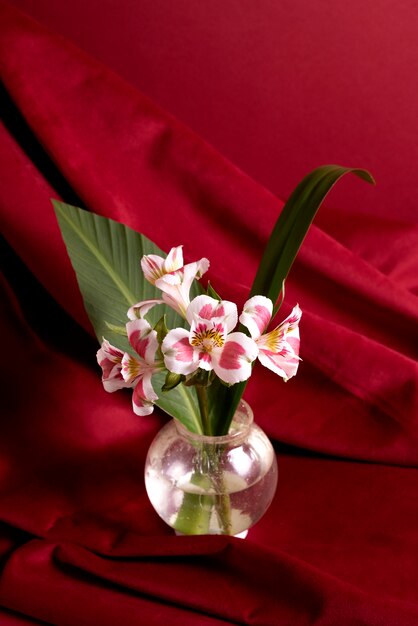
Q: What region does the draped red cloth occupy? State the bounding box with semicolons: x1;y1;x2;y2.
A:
1;2;418;624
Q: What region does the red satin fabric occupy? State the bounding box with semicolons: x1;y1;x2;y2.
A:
1;2;418;624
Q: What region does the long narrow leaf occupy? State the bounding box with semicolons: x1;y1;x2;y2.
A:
251;165;375;306
218;165;375;433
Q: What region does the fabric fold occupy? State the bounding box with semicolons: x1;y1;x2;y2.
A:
1;1;417;463
1;2;418;624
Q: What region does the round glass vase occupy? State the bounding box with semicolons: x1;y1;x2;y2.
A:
144;400;278;536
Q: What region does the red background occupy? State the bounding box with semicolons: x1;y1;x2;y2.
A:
6;0;418;222
1;2;418;624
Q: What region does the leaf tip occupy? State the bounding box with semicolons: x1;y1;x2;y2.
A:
353;169;376;186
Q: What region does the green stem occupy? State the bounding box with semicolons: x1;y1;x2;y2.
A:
173;384;233;535
173;442;233;535
212;456;232;535
196;385;212;435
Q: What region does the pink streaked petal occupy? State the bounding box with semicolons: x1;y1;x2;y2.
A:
198;351;213;371
97;341;128;391
256;326;286;354
102;371;129;393
121;352;144;385
258;304;301;357
212;333;258;384
97;339;124;364
141;254;165;284
159;272;182;286
186;296;238;332
127;299;164;320
190;317;226;343
186;295;218;324
126;319;158;363
258;349;300;381
163;245;184;273
98;358;128;392
215;300;237;333
132;374;159;416
240;296;273;339
287;335;300;355
282;304;302;328
162;328;199;375
97;352;119;380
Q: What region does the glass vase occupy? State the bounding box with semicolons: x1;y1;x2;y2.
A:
144;400;278;536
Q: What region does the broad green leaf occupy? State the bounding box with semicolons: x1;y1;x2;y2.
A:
53;200;204;434
218;165;375;433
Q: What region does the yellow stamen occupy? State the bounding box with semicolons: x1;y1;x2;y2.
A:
191;327;224;351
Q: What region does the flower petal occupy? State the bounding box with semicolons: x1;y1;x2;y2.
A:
280;304;302;333
161;292;187;318
127;299;164;320
158;272;182;286
240;296;273;340
97;339;124;367
281;304;302;355
186;295;237;332
194;257;210;279
132;373;159;416
212;333;258;384
126;318;159;363
256;305;302;381
121;352;144;385
257;304;302;356
155;273;191;318
141;253;166;284
258;350;301;381
182;259;209;293
153;256;210;319
162;328;199;375
163;245;184;274
198;352;213;370
97;340;128;392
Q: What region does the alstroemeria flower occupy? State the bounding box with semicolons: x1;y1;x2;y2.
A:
162;295;258;384
97;319;162;416
240;296;302;381
96;340;127;392
141;245;209;317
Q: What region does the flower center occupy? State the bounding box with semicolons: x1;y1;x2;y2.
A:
260;327;284;353
190;323;225;352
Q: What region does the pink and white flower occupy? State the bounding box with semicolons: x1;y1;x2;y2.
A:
240;296;302;381
162;295;258;384
97;319;162;416
96;340;127;392
141;245;209;317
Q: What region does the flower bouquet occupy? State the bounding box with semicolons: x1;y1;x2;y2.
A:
54;165;373;535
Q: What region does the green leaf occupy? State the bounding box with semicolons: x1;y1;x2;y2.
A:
52;200;204;434
252;165;375;308
218;165;375;433
154;315;169;345
206;281;222;301
104;321;128;336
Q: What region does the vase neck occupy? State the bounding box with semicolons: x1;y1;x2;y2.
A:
175;400;253;445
